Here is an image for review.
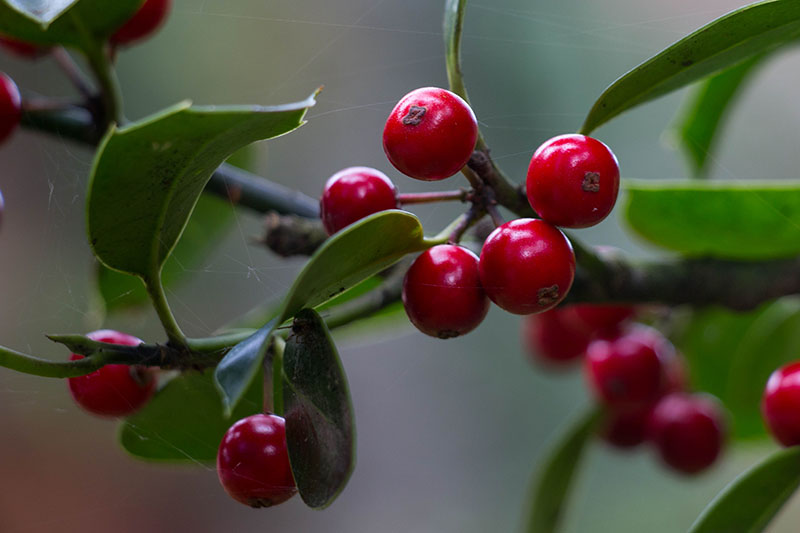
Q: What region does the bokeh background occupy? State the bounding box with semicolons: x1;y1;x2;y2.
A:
1;0;799;531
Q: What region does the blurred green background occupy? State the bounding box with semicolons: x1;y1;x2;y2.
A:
1;0;798;531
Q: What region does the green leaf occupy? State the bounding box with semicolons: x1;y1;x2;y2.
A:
0;0;141;47
524;408;600;533
624;179;800;259
283;308;355;509
689;447;800;533
97;194;233;312
87;95;314;283
214;210;429;413
581;0;800;134
674;54;765;178
119;369;262;463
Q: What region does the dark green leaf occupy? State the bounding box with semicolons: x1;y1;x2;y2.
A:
674;54;765;178
0;0;140;47
283;308;355;509
87;95;314;282
97;194;233;312
624;180;800;259
524;408;599;533
119;369;262;462
581;0;800;134
689;447;800;533
214;318;278;417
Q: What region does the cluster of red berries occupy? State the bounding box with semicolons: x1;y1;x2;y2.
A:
319;86;622;339
525;306;727;474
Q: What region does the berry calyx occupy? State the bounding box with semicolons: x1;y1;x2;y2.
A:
526;134;620;228
320;166;398;235
67;330;156;417
383;87;478;181
478;218;575;315
0;35;47;59
0;72;21;144
217;413;297;508
648;392;726;475
402;245;489;339
585;325;673;408
762;361;800;446
110;0;172;46
522;307;594;365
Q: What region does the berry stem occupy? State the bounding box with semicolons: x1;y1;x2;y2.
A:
267;336;286;416
52;47;95;100
82;42;123;126
397;190;468;205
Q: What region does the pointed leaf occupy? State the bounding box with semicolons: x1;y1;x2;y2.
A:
624;179;800;259
119;369;263;463
582;0;800;134
87;95;314;281
524;408;600;533
689;447;800;533
283;308;355;509
0;0;140;47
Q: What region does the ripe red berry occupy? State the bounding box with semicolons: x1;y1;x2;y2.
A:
565;304;636;334
478;218;575;315
585;325;673;408
600;405;653;449
526;134;620;228
0;73;21;144
648;393;726;475
0;35;47;58
521;307;594;365
402;245;489;339
762;361;800;446
110;0;172;46
320;166;398;235
67;330;155;417
383;87;478;181
217;413;297;508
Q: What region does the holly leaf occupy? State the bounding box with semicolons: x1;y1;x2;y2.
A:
689;447;800;533
624;180;800;259
283;308;355;509
0;0;141;47
524;408;600;533
87;95;315;284
214;210;430;414
582;0;800;134
119;369;262;463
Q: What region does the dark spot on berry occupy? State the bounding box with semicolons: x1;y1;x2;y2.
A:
437;329;461;339
582;172;600;193
537;285;560;307
402;105;427;126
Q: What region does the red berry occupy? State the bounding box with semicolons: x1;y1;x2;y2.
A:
478;218;575;315
521;307;593;365
217;414;297;508
601;405;653;449
320;166;398;235
0;35;47;58
110;0;172;46
67;330;155;417
402;245;489;339
585;325;673;408
0;73;21;144
565;304;636;334
526;134;620;228
762;361;800;446
648;393;726;475
383;87;478;181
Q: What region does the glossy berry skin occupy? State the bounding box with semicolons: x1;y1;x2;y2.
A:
648;393;726;475
0;35;47;58
762;361;800;446
526;134;620;228
479;218;575;315
0;73;21;144
522;307;594;365
383;87;478;181
217;414;297;508
320;166;398;235
67;330;155;417
566;304;636;334
585;325;673;408
110;0;172;46
402;245;489;339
